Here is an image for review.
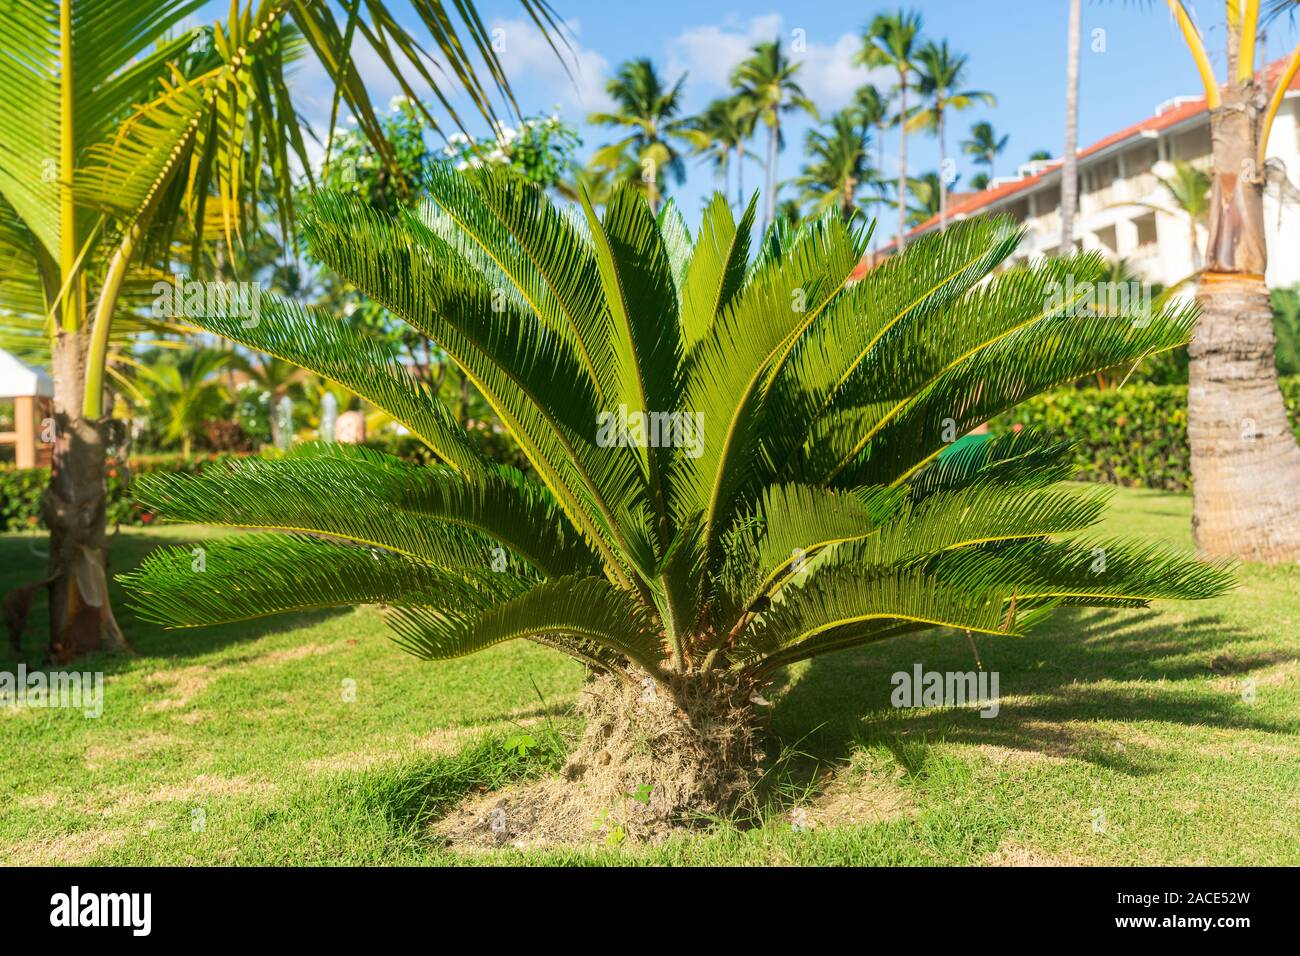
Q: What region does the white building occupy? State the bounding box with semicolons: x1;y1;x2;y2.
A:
875;57;1300;289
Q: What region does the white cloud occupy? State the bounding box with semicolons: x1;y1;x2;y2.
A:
489;17;614;115
665;14;888;113
665;13;784;91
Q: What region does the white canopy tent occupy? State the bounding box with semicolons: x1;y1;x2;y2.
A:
0;348;53;469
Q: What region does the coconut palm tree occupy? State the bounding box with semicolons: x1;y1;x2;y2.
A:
794;110;875;222
907;40;995;229
684;97;755;210
1061;0;1083;250
963;121;1010;184
731;40;817;229
588;58;691;213
1122;161;1213;270
0;0;558;661
121;166;1229;835
1140;0;1300;561
905;171;945;227
856;9;924;249
853;83;893;246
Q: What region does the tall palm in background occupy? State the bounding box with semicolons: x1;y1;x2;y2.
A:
907;40;995;228
0;0;559;661
731;39;817;228
905;171;944;227
1061;0;1083;250
589;58;691;213
1142;161;1213;270
853;83;893;247
794;110;875;222
685;97;753;211
963;120;1010;185
857;9;924;249
122;167;1230;832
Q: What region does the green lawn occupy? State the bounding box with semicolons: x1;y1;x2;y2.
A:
2;485;1297;866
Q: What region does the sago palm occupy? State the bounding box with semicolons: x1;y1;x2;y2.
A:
122;167;1231;838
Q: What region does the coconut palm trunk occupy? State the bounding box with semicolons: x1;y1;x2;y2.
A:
1190;80;1300;561
766;113;780;227
1060;0;1082;250
938;103;948;228
737;141;746;209
897;78;909;248
43;331;130;661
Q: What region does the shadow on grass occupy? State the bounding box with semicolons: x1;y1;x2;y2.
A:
0;530;348;672
768;607;1295;786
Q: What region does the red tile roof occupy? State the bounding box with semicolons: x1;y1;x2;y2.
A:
858;55;1300;270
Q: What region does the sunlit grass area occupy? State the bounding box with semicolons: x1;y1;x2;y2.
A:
2;485;1296;866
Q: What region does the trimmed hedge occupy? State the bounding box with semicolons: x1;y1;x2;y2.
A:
989;376;1300;491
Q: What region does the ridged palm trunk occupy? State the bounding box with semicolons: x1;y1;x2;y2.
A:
1060;0;1081;250
39;331;129;661
1190;82;1300;562
897;78;909;250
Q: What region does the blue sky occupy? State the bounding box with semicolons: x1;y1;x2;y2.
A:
221;1;1300;225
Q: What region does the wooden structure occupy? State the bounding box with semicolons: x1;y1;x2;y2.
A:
0;349;54;469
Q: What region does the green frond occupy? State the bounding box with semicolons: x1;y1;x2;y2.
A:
301;189;654;582
120;532;512;629
716;483;904;625
169;288;484;474
734;564;1014;667
387;575;667;674
837;297;1199;488
929;537;1236;613
672;209;865;542
656;199;693;299
680;192;756;350
909;429;1078;499
419;164;612;405
132;445;595;578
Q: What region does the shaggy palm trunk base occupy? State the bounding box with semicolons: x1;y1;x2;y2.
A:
435;671;768;848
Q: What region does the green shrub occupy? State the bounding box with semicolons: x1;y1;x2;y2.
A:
0;437;511;532
0;452;257;532
989;376;1300;491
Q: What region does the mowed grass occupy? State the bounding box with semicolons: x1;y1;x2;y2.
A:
1;485;1297;866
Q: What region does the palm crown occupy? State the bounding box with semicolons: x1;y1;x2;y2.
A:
122;167;1230;692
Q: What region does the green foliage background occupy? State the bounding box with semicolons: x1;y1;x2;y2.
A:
990;376;1300;491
